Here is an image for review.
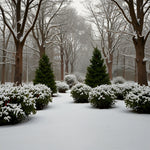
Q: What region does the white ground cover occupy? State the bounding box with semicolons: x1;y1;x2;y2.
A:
0;91;150;150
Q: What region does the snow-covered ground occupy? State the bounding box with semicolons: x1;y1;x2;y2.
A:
0;91;150;150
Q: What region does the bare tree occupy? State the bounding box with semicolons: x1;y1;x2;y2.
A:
32;0;65;58
111;0;150;85
87;0;126;80
0;0;43;85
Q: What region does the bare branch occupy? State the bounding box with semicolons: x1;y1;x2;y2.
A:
0;5;16;42
22;0;43;43
111;0;132;24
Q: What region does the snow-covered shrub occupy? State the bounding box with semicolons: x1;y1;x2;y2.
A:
0;85;36;125
112;76;126;84
111;83;137;100
56;81;69;93
0;103;26;125
71;83;92;103
0;83;52;125
64;74;77;88
125;85;150;113
89;85;115;108
27;84;52;110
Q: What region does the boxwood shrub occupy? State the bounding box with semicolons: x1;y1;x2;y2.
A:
0;83;52;125
56;81;69;93
64;74;77;88
0;84;36;125
27;84;52;110
125;85;150;113
89;85;115;109
111;83;137;100
71;83;92;103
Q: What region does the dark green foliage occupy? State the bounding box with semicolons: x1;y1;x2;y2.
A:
89;85;115;109
125;86;150;113
90;95;114;109
33;55;57;94
35;96;51;110
71;83;91;103
85;47;110;88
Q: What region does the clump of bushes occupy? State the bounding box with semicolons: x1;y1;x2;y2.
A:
28;84;52;110
0;83;52;125
0;85;36;125
64;74;77;88
112;76;126;84
89;85;115;109
56;81;69;93
111;83;137;100
71;83;92;103
125;85;150;113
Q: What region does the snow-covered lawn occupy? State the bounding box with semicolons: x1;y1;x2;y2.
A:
0;91;150;150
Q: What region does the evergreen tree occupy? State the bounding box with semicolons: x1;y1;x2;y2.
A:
85;47;110;88
33;54;57;94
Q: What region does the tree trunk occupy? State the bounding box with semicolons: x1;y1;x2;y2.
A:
70;63;74;74
39;46;45;58
102;47;113;80
133;37;148;85
106;54;113;80
14;42;23;85
60;46;64;81
123;55;125;79
65;60;69;74
11;64;15;82
134;58;137;82
1;52;6;84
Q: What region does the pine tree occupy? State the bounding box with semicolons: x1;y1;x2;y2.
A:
85;47;110;88
33;54;57;94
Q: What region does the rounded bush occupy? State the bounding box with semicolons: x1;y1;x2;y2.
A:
112;76;126;84
125;85;150;113
64;74;77;88
0;83;52;125
27;84;52;110
89;85;115;109
56;81;69;93
0;84;36;125
111;83;137;100
71;83;92;103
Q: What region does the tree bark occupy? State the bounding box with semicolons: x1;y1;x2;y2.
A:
1;51;6;84
39;46;45;58
70;62;74;74
60;46;64;81
102;47;113;80
14;42;23;85
65;60;69;74
133;36;148;85
106;53;113;80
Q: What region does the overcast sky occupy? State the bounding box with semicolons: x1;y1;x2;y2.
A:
70;0;88;16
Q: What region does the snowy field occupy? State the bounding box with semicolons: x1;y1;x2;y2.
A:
0;91;150;150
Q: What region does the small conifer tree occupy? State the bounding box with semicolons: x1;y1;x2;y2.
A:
85;47;110;88
33;54;57;94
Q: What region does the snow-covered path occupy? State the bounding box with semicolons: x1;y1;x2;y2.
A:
0;91;150;150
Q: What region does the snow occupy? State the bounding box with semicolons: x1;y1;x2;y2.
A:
0;91;150;150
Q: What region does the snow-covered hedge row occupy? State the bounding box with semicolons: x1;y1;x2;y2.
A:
89;85;116;108
71;83;92;103
64;74;77;88
0;83;52;125
111;83;137;100
56;81;69;93
125;85;150;113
